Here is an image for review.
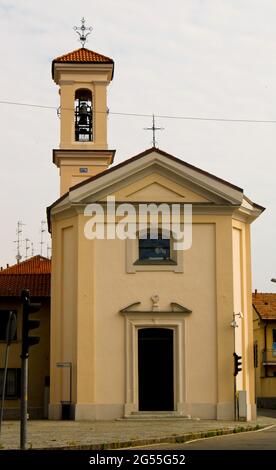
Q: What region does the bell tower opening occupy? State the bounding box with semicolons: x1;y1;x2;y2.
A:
75;89;93;142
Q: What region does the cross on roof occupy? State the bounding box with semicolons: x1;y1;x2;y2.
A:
73;18;93;48
144;114;164;147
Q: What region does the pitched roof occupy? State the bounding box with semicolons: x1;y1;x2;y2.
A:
253;293;276;321
47;147;244;217
0;256;51;275
0;274;50;298
0;256;51;298
52;47;114;79
70;147;245;193
47;146;265;230
53;47;113;64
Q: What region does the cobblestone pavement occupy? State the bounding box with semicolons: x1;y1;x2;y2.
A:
0;414;276;450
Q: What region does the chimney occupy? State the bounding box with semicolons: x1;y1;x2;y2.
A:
255;288;258;294
6;263;9;268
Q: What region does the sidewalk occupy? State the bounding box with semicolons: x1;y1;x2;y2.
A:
1;414;276;450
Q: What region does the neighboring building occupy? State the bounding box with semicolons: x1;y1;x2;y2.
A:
48;44;264;422
253;292;276;408
0;255;51;418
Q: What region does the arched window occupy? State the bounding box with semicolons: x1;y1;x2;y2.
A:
75;89;92;142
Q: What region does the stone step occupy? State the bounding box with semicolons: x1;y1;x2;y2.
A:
118;412;192;420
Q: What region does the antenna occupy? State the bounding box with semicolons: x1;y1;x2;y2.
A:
31;242;34;257
25;238;31;260
47;244;52;259
40;220;46;257
13;221;25;264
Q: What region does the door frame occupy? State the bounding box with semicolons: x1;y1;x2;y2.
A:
122;315;187;416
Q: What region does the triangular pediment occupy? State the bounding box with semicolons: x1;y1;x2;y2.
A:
49;148;264;225
103;173;210;203
72;148;243;206
51;148;247;213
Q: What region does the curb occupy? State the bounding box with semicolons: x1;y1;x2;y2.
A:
40;423;265;450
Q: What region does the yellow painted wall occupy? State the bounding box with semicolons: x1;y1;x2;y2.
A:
49;205;255;420
50;218;77;416
232;222;256;418
59;79;108;151
253;313;276;399
49;158;258;420
53;63;113;196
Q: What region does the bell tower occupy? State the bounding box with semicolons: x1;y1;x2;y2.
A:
52;19;115;195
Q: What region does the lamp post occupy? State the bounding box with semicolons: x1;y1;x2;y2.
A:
231;312;243;420
0;311;17;436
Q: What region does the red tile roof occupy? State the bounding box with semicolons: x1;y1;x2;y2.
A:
253;293;276;321
0;256;51;275
0;274;50;298
53;47;113;64
0;256;51;297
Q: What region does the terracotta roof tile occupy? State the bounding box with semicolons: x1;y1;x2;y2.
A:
0;256;51;297
53;47;113;64
0;255;51;275
0;274;50;297
253;293;276;321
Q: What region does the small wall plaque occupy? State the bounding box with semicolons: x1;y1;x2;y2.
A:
79;167;88;174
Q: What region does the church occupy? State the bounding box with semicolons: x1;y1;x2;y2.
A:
47;28;264;421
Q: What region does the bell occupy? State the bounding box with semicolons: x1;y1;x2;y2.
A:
79;102;88;115
78;103;89;125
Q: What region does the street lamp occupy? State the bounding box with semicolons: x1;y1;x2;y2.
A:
230;312;244;328
230;312;244;420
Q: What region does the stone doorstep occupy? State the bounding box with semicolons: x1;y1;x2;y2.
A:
118;412;193;420
35;423;265;451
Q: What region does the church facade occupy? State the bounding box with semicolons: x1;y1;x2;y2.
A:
48;45;264;421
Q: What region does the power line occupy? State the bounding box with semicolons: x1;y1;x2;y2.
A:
0;100;55;110
0;98;276;124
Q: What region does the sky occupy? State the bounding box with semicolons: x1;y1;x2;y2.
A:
0;0;275;290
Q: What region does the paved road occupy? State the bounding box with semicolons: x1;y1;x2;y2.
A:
133;424;276;450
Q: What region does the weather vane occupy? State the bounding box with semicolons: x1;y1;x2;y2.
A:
73;18;93;48
144;114;164;147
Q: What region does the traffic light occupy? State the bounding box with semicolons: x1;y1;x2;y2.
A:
21;289;41;358
233;352;242;376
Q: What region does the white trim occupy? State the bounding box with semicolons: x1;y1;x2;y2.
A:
123;315;186;417
69;151;243;205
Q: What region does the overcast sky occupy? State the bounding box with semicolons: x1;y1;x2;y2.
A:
0;0;275;291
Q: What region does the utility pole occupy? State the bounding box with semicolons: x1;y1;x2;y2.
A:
0;312;17;436
231;312;243;421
